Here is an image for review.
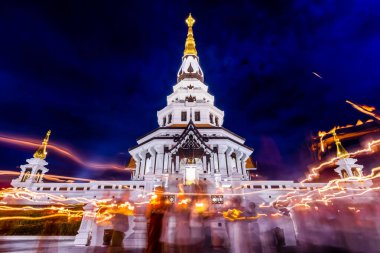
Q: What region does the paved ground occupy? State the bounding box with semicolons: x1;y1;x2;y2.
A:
0;240;358;253
0;239;143;253
0;240;227;253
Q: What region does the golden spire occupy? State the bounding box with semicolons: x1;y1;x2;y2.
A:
184;13;197;56
33;130;51;160
332;129;349;158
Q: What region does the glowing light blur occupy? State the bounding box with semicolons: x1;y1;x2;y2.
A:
0;170;92;182
346;100;380;120
0;134;127;171
303;138;380;182
312;71;323;79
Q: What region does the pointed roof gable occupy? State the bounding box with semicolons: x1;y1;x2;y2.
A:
169;119;213;153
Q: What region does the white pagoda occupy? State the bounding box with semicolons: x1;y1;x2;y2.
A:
7;14;378;253
128;13;255;187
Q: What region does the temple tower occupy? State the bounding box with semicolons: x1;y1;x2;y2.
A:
128;14;254;185
333;130;364;178
11;130;51;187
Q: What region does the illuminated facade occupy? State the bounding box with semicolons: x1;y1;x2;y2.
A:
7;14;379;253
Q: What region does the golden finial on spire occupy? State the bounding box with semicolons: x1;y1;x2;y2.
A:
332;129;349;158
184;13;198;56
33;130;51;160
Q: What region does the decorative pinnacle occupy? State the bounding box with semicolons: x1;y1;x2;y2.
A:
186;13;195;27
332;129;349;158
33;130;51;160
184;13;197;56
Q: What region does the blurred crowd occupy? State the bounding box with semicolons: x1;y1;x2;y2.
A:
145;186;267;253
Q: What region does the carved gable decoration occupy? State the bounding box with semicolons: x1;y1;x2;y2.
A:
185;95;196;102
170;120;213;154
187;63;194;73
182;134;201;149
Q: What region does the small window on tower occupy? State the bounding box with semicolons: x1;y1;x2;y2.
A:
163;117;167;126
21;168;32;182
181;111;187;121
215;117;219;126
168;114;172;124
195;111;200;121
210;113;214;124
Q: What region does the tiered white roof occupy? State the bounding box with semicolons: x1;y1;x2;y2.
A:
157;15;224;127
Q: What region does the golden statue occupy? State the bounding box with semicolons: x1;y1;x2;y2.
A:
33;130;51;160
186;157;196;164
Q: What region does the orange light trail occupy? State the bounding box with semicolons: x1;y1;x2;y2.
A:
95;202;135;223
302;138;380;182
273;167;380;212
2;135;380;222
0;188;137;223
0;187;112;206
346;100;380;120
0;204;85;221
222;208;267;221
0;170;93;182
0;213;70;221
0;134;128;171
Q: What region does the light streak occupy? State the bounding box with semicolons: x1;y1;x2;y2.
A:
194;201;207;213
2;137;380;223
273;167;380;213
303;138;380;182
312;72;323;79
0;188;135;223
222;208;267;221
95;202;135;224
318;131;327;152
0;170;92;182
346;100;380;120
0;187;112;206
177;198;191;206
0;134;127;171
0;204;84;221
0;214;69;221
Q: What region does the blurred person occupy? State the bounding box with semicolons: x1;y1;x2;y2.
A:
175;197;193;253
247;202;262;253
190;204;205;251
146;186;167;253
160;203;176;252
225;196;251;253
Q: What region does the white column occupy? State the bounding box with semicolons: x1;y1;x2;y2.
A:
236;151;244;175
226;147;234;175
241;153;249;179
168;154;173;173
210;154;215;174
163;152;169;174
176;155;180;173
218;145;228;176
138;150;147;179
123;205;147;249
208;146;215;174
74;204;98;246
132;154;140;180
148;147;156;175
202;155;207;173
154;145;164;175
213;152;219;173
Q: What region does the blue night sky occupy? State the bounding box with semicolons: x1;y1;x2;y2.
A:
1;0;380;184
